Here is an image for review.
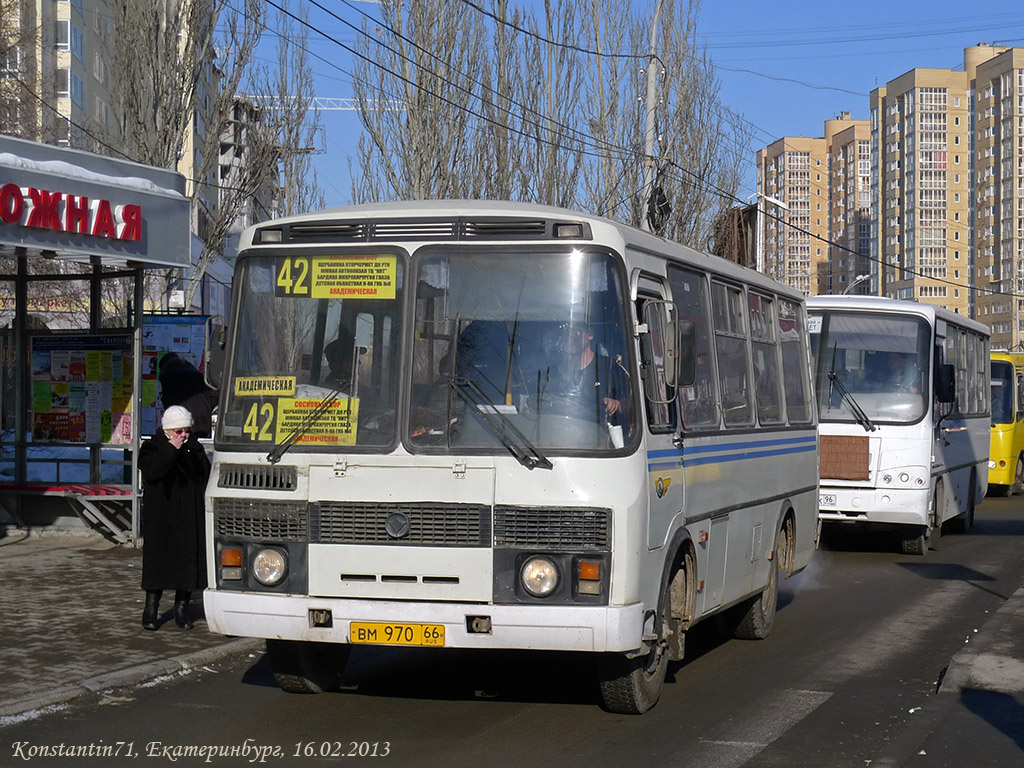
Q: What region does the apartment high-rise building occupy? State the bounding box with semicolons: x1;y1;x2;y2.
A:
973;47;1024;349
756;137;828;295
755;112;869;296
827;113;872;295
870;52;982;317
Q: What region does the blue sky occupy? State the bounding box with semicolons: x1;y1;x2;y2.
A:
291;0;1024;208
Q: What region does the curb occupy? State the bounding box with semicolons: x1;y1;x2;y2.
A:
872;585;1024;767
0;638;263;719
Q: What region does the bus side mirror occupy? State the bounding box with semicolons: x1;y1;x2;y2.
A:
935;363;955;403
677;319;697;388
204;315;226;390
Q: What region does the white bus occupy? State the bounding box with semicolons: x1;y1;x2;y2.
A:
807;296;989;555
204;201;819;713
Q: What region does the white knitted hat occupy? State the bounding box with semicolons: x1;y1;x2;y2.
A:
162;405;193;430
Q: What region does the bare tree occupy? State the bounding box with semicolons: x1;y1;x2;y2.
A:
350;0;490;202
648;0;750;246
351;0;746;245
0;0;43;140
577;2;645;220
106;0;271;307
262;1;325;218
516;0;587;206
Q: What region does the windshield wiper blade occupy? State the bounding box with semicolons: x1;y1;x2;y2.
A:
449;377;553;470
827;370;876;432
266;386;348;464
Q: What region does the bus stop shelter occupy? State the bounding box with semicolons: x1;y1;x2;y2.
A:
0;135;191;543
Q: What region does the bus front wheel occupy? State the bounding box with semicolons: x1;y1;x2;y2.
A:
266;639;350;694
597;578;673;714
1012;457;1024;496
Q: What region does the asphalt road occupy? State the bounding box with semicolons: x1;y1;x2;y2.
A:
4;494;1024;768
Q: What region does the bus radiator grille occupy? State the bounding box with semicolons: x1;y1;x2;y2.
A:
493;506;611;551
213;498;308;540
314;502;491;547
217;463;298;491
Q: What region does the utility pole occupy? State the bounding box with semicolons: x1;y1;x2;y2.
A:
640;0;665;233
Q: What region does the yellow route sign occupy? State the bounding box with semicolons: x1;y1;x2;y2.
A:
276;255;397;300
274;397;359;445
234;376;296;397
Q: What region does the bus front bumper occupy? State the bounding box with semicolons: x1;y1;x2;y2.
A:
818;486;929;527
988;458;1016;487
204;589;645;653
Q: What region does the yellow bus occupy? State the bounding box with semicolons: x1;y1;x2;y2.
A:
989;351;1024;495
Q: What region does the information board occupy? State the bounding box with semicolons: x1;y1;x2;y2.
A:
30;333;133;444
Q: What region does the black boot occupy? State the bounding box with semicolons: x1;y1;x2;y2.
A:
142;590;162;631
174;590;193;629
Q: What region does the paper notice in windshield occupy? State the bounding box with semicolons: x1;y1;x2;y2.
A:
312;256;395;299
234;376;296;397
275;255;397;299
275;397;359;445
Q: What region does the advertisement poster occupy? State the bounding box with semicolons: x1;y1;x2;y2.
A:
30;334;133;444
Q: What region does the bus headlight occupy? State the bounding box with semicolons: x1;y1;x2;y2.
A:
521;557;558;597
252;548;287;586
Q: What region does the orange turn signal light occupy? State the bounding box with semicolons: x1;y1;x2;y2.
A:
578;560;601;581
221;548;243;567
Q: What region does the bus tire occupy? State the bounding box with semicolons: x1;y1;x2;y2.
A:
597;644;667;715
266;639;350;694
950;472;976;533
900;526;930;555
1012;457;1024;496
732;519;788;640
597;578;672;714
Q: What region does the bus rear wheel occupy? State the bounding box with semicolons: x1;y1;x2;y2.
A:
266;639;351;694
732;520;788;640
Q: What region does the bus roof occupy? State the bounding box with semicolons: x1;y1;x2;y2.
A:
239;199;803;302
806;295;990;338
991;350;1024;364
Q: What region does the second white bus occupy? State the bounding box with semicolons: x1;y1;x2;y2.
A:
808;296;989;555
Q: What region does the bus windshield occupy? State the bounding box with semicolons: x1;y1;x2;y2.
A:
219;253;404;450
409;248;634;453
992;360;1014;425
810;311;930;424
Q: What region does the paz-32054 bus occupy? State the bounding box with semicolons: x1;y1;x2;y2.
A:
204;201;818;713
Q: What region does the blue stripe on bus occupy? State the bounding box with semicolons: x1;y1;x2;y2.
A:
682;443;817;467
647;448;682;459
682;435;816;456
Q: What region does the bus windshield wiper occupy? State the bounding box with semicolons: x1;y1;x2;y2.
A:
266;386;348;464
828;370;876;432
449;377;553;470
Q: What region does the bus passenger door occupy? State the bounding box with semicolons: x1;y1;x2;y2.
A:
633;275;683;550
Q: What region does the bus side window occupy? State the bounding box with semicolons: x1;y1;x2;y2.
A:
712;281;752;427
749;292;782;425
1017;372;1024;420
637;297;675;431
667;266;718;429
779;299;812;424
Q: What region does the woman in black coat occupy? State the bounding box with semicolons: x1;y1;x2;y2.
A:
139;405;211;630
